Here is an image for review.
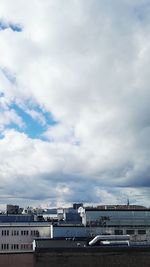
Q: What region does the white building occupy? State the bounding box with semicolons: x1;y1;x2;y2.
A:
0;222;51;252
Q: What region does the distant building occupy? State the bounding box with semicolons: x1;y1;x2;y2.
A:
57;204;82;224
7;205;22;215
63;208;82;224
78;205;150;227
0;214;35;223
73;203;83;210
57;208;64;221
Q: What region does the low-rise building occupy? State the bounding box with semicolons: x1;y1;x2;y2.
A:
77;205;150;243
0;222;51;252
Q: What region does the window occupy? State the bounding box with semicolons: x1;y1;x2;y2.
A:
15;244;19;250
1;244;9;250
31;230;39;236
21;230;29;236
126;230;135;235
138;230;146;235
114;230;123;235
2;230;9;236
11;230;19;236
21;243;32;250
36;230;39;237
11;244;19;250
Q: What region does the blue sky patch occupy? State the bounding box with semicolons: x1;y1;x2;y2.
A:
10;103;57;139
134;2;150;22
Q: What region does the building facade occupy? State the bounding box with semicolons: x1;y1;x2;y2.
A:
78;205;150;243
0;222;51;252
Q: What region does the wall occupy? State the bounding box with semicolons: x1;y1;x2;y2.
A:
0;253;34;267
34;248;150;267
52;225;150;243
0;248;149;267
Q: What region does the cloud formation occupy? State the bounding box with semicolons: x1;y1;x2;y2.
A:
0;19;22;32
0;0;150;207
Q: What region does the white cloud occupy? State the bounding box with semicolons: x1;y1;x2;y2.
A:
0;109;24;131
0;0;150;206
44;122;77;144
25;109;46;126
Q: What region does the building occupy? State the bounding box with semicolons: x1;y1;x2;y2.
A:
57;203;82;224
1;203;150;253
0;214;35;223
0;221;51;252
51;225;87;238
6;205;22;215
78;205;150;243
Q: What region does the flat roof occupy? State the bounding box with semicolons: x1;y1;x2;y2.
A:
85;205;150;211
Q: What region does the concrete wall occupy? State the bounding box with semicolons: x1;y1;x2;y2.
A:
52;225;150;243
0;253;34;267
0;249;149;267
34;248;150;267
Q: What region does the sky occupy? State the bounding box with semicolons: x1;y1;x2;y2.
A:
0;0;150;208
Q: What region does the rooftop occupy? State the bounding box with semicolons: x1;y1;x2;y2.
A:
85;205;150;211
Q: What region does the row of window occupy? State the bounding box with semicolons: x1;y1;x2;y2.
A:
1;230;39;236
1;243;33;250
114;229;146;235
87;222;150;227
21;244;32;250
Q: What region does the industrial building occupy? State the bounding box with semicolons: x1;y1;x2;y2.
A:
0;203;150;253
77;205;150;243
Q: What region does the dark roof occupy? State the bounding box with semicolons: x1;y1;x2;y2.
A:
0;214;34;222
85;205;150;211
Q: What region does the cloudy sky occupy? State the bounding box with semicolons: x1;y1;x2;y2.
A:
0;0;150;208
